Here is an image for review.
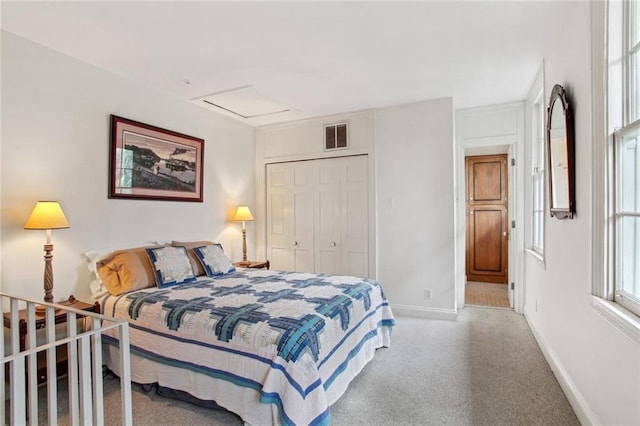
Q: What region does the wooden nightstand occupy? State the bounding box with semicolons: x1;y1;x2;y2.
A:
3;295;100;384
234;260;270;270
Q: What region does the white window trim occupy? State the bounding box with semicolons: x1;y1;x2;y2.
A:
526;247;545;263
591;296;640;345
526;67;545;265
591;0;640;343
531;88;546;257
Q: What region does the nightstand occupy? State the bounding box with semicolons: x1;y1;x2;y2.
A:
234;260;270;270
3;295;100;384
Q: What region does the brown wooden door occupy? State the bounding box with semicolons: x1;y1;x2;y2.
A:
466;155;508;284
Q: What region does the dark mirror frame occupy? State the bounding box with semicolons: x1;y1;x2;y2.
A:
546;84;575;219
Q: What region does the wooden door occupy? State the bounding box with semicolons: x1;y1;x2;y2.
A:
466;155;508;284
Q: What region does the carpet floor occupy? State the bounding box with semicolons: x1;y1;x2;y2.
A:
30;307;578;425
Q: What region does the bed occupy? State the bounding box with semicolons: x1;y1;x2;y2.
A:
94;248;394;426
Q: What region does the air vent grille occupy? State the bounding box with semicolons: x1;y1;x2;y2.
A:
325;123;348;151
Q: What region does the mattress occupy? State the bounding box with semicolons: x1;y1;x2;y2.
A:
100;268;395;425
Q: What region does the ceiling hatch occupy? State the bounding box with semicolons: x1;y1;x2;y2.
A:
191;86;292;119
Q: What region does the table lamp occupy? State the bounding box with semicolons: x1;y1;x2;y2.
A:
233;206;254;263
24;201;70;303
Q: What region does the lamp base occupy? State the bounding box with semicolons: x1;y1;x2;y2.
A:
43;243;54;303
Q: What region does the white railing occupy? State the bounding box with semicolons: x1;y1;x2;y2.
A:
1;293;132;425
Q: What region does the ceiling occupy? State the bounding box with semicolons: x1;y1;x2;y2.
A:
1;1;578;127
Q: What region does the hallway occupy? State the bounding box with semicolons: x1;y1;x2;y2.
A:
465;281;509;308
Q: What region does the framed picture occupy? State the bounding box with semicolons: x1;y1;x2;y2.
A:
109;115;204;202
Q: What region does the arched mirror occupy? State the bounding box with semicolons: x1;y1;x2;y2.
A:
547;84;575;219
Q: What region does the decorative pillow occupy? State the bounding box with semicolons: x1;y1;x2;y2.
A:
145;246;197;288
96;246;160;296
171;240;215;276
193;244;236;277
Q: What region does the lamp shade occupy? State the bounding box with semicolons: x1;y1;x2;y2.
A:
233;206;254;222
24;201;70;230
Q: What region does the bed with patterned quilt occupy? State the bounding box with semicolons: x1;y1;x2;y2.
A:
98;263;395;425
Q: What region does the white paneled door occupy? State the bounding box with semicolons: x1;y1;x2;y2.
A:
340;156;369;277
266;155;369;276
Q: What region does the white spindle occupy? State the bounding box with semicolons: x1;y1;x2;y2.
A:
26;302;39;424
119;325;133;426
9;298;25;425
45;305;58;425
1;294;132;425
78;334;93;424
0;295;5;425
92;317;105;426
67;311;79;426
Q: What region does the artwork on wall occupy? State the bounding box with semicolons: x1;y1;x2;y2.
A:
109;115;204;202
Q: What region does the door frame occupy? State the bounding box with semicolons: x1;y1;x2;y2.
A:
454;104;525;313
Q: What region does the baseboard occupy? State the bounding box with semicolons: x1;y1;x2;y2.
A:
524;309;599;426
391;304;457;320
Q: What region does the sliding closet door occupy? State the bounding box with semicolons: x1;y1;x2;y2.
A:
266;156;369;276
291;163;314;272
340;155;369;277
266;162;291;270
266;161;314;272
315;160;342;274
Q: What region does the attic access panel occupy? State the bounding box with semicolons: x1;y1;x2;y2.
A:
192;86;291;119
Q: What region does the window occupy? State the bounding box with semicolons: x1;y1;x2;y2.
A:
632;0;640;122
615;122;640;315
531;89;545;255
606;0;640;317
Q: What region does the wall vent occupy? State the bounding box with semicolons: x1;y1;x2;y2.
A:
324;122;348;151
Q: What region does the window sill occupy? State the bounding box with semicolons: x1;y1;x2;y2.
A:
591;296;640;345
526;248;545;265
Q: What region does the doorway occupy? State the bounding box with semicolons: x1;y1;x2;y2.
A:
465;154;510;308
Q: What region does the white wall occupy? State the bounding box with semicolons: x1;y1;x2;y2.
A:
0;32;256;302
523;3;640;425
255;99;455;318
375;98;456;318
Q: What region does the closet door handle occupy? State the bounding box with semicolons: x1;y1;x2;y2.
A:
331;242;337;247
293;241;299;246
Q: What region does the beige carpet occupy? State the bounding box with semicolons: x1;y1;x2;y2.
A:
465;281;510;308
26;308;579;425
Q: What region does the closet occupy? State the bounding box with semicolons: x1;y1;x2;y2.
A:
266;155;369;277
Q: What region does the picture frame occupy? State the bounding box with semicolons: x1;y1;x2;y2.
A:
109;115;204;202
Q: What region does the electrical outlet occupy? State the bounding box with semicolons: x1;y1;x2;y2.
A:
424;289;432;300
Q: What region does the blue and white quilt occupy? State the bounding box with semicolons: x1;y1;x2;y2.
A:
101;268;395;425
